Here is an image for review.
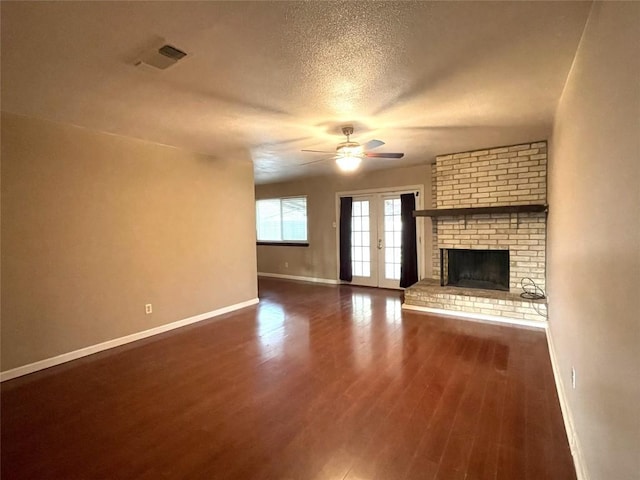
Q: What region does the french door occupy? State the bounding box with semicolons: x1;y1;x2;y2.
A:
348;193;415;289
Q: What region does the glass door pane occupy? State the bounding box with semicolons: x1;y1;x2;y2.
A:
349;197;377;287
378;197;402;289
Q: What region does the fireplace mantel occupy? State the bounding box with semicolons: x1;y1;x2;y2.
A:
412;203;548;218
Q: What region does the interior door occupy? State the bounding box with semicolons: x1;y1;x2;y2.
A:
347;193;415;289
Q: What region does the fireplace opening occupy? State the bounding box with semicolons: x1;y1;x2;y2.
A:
446;249;509;291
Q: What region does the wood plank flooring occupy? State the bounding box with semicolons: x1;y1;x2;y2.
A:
1;278;576;479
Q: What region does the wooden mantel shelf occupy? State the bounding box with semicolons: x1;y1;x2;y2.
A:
413;204;548;217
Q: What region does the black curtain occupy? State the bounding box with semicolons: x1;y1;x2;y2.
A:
400;193;418;288
339;197;353;282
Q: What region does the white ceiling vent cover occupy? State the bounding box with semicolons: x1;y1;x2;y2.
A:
135;44;187;71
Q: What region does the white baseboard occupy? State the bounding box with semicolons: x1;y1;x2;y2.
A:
546;327;590;480
401;303;547;329
0;297;260;382
258;272;339;285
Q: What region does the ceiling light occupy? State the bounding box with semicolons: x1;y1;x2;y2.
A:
335;141;363;172
336;154;362;172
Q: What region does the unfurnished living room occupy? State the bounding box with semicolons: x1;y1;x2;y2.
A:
1;2;638;480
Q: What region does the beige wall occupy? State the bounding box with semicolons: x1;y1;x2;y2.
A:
256;165;432;281
1;113;258;371
548;3;640;480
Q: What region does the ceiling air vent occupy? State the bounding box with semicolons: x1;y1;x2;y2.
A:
158;45;187;60
135;44;187;71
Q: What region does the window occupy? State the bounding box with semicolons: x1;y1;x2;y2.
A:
256;197;308;244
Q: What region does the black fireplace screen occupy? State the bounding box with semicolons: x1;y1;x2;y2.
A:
445;249;509;291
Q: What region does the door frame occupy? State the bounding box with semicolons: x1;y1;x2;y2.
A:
334;184;425;289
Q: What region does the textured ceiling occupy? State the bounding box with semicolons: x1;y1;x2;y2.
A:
1;1;591;184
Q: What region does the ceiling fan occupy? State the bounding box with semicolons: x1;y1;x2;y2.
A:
301;126;404;172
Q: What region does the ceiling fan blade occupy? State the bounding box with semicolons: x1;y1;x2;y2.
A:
365;152;405;159
362;139;385;151
257;136;313;148
299;157;333;166
301;149;334;154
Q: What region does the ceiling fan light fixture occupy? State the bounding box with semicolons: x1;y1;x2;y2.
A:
336;142;363;158
301;125;403;172
336;154;362;172
336;140;363;172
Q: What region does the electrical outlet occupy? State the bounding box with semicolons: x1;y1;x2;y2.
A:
145;304;153;314
284;262;288;268
571;367;576;389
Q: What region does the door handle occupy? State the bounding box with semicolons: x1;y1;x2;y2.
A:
377;238;383;250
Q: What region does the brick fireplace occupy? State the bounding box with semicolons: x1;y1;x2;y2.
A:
404;141;548;326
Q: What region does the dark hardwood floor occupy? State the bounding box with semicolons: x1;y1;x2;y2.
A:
1;278;575;479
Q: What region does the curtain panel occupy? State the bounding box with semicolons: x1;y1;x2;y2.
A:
400;193;418;288
339;197;353;282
